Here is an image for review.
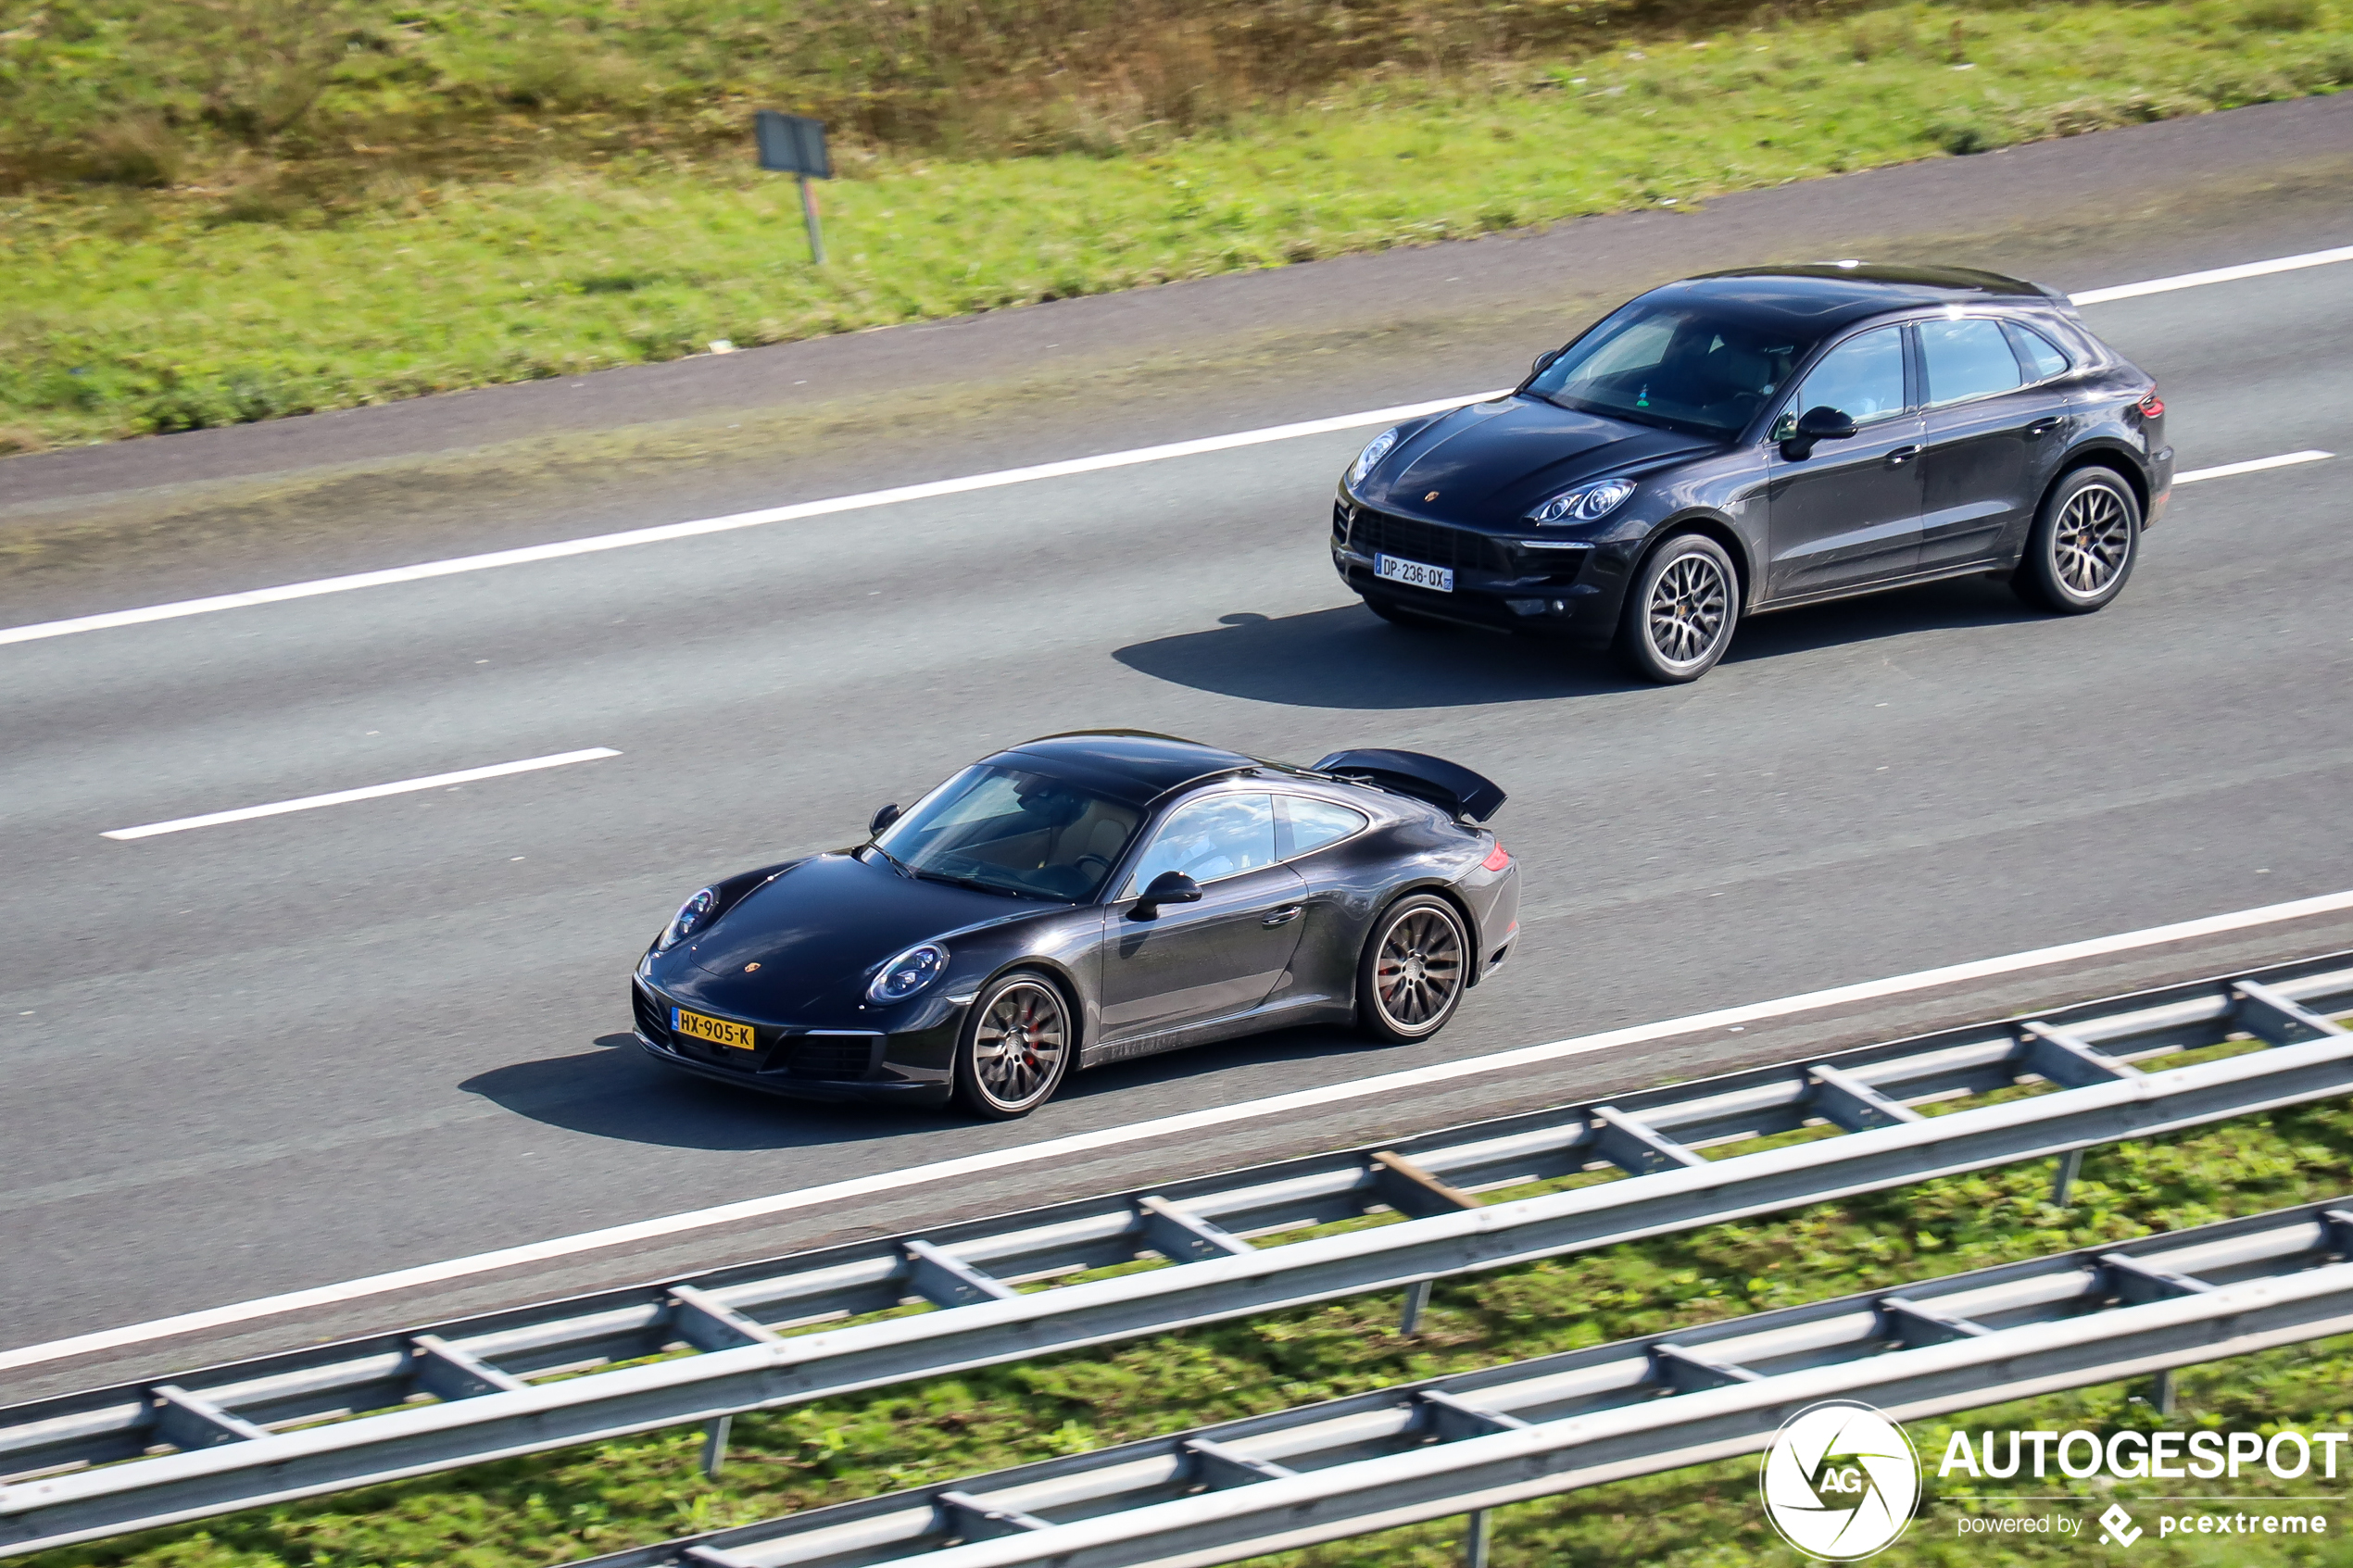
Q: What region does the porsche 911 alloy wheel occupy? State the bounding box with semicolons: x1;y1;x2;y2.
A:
956;972;1071;1119
1617;533;1740;683
1357;895;1467;1043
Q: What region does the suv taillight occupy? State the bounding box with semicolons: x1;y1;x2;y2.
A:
2137;389;2164;420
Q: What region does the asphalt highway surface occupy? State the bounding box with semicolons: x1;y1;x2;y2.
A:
4;97;2352;1399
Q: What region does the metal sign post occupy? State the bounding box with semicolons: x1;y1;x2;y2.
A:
753;109;832;265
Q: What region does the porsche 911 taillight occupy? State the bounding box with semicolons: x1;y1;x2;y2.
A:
1481;839;1511;872
2137;389;2164;420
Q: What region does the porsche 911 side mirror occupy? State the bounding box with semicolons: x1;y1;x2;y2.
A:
1779;405;1859;461
1130;870;1202;919
1529;347;1563;379
869;802;901;835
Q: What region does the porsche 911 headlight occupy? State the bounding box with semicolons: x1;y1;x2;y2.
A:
1348;427;1402;489
869;942;948;1004
1529;477;1636;526
655;887;717;952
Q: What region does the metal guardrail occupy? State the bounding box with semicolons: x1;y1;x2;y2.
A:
4;953;2351;1554
569;1196;2353;1568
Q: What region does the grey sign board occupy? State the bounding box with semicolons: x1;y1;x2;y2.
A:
754;110;830;180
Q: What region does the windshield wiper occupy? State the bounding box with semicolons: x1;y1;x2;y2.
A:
866;844;915;879
913;868;1022;897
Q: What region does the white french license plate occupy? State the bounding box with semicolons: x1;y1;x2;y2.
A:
1375;554;1453;593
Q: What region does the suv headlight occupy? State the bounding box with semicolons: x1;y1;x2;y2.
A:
655;887;716;952
1529;478;1636;526
1348;427;1401;488
869;943;948;1004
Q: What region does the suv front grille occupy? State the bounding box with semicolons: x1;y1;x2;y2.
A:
1346;508;1513;574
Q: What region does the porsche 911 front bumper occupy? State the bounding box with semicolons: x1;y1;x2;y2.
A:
631;980;959;1107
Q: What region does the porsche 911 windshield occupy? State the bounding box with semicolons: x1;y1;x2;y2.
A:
1528;304;1813;438
870;765;1141;901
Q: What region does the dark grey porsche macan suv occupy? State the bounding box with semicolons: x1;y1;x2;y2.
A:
1333;264;2173;682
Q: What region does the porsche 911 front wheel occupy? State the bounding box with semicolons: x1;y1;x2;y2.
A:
954;971;1072;1119
1356;894;1467;1043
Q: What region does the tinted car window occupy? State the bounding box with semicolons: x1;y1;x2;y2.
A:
1920;317;2023;407
1124;794;1277;895
1282;797;1369;857
2007;321;2071;381
874;764;1140;901
1529;303;1808;439
1786;326;1906;429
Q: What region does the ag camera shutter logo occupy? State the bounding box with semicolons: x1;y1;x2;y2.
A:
1759;1399;1921;1561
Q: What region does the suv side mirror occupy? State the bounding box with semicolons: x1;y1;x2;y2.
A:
1529;347;1564;379
1779;405;1859;460
869;802;901;835
1129;870;1202;919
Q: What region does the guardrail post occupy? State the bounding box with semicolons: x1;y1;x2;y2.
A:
1401;1279;1433;1335
2050;1148;2084;1206
1465;1507;1493;1567
700;1414;733;1479
2149;1370;2176;1416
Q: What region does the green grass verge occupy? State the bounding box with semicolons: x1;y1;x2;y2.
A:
4;0;2347;453
28;1044;2353;1568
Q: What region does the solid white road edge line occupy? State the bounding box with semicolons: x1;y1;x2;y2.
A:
6;884;2350;1374
4;243;2351;652
2066;244;2353;306
2173;449;2333;485
100;748;623;840
0;392;1504;651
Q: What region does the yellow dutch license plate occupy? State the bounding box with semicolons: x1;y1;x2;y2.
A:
673;1008;756;1051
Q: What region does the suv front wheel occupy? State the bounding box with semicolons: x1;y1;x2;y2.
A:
1616;532;1741;683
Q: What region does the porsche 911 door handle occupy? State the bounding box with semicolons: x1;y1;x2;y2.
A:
1262;905;1303;927
1885;445;1921;466
2024;417;2064;437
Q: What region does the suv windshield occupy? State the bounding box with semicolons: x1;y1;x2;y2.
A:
870;764;1141;901
1528;303;1814;438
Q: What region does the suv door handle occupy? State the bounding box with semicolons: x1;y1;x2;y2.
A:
1262;905;1302;928
1886;445;1921;466
2024;417;2063;437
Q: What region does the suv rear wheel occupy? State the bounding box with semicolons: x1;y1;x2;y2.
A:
2014;467;2139;614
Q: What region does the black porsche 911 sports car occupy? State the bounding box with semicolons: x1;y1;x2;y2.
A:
1333;262;2173;683
632;732;1519;1119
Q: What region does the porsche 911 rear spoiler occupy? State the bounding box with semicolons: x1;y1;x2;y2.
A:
1310;749;1506;822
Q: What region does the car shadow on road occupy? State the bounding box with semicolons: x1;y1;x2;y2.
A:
459;1034;937;1151
1115;581;2043;706
464;1024;1401;1148
1721;574;2043;665
1114;606;1638;708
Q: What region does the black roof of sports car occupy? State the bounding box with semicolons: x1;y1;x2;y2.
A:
988;731;1261;807
1629;264;2059;341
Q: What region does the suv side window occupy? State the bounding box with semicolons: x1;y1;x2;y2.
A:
1123;793;1276;895
1919;317;2023;407
1775;325;1906;439
2005;321;2072;382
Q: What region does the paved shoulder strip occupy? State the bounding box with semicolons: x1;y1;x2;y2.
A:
6;887;2351;1376
4;952;2349;1553
2;243;2348;650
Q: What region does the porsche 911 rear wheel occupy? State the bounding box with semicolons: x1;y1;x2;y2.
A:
1356;894;1467;1043
954;971;1071;1120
